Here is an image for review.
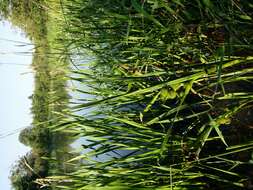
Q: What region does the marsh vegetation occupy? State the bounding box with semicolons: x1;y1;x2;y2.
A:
1;0;253;189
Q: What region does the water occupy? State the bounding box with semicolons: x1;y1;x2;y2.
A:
0;20;34;190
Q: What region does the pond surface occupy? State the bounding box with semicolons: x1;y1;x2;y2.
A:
0;21;34;190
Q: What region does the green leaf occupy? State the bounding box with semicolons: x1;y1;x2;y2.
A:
209;115;228;147
238;15;252;21
160;88;177;101
144;91;161;112
202;0;212;7
131;0;165;28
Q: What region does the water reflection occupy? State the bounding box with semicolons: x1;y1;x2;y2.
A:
0;20;33;190
0;2;77;189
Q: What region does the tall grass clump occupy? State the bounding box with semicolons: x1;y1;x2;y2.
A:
46;0;253;189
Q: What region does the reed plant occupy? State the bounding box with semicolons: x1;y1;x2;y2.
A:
44;0;253;189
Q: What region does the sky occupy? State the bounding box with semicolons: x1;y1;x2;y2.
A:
0;20;34;189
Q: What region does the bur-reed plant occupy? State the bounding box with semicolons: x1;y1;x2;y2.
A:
45;0;253;189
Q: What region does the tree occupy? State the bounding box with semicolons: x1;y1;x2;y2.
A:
10;151;50;190
19;127;36;147
10;152;37;190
